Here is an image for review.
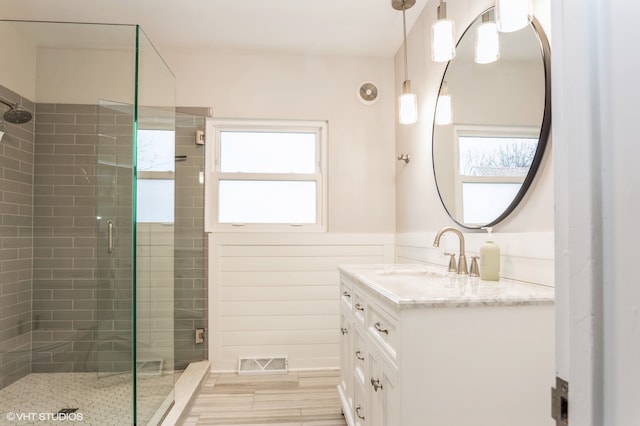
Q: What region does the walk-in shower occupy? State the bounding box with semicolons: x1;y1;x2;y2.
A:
0;20;207;425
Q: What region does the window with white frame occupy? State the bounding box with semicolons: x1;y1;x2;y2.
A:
455;126;538;225
136;129;175;223
205;119;327;232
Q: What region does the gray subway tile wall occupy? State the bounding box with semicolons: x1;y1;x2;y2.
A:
0;85;34;389
174;112;208;369
0;92;208;389
33;103;108;373
95;103;135;375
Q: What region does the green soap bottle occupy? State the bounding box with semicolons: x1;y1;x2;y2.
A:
479;227;500;281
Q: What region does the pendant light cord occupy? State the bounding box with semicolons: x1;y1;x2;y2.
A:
402;1;409;83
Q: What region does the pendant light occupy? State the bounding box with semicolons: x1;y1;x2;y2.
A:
432;1;455;62
393;0;418;125
435;82;452;125
399;81;418;124
496;0;532;33
475;10;500;64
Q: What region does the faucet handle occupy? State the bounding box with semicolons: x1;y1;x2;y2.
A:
444;252;457;273
469;256;480;277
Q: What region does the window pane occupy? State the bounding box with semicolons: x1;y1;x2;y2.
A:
462;182;521;224
220;131;316;173
459;136;537;176
137;129;175;172
137;179;174;223
219;180;316;223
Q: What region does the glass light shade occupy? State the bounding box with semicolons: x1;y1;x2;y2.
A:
399;91;418;125
435;93;452;125
475;22;500;64
496;0;532;33
431;19;456;62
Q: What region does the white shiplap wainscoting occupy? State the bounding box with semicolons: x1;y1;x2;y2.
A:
208;233;395;372
396;232;555;287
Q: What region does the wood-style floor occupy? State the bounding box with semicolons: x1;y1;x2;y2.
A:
181;370;348;426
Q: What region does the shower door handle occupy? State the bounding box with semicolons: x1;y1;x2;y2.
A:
107;220;113;253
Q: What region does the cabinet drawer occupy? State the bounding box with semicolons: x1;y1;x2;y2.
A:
367;303;398;359
353;379;368;426
353;291;366;324
340;281;353;311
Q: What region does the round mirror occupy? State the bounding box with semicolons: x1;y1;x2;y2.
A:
432;9;551;229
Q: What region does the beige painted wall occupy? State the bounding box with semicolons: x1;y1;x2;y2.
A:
162;47;397;233
159;47;398;369
35;48;135;104
3;26;398;370
4;24;397;234
395;0;553;234
394;0;554;280
2;8;553;373
0;23;37;100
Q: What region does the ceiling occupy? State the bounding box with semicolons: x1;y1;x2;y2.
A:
2;0;428;57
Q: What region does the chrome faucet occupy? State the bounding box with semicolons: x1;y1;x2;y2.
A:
433;227;468;275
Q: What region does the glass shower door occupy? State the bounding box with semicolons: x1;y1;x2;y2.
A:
96;25;176;425
134;117;176;424
135;26;177;425
96;100;135;424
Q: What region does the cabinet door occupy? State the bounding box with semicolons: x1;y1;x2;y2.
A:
353;327;367;386
354;378;368;426
339;312;354;413
367;349;398;426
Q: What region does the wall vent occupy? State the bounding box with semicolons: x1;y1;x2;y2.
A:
238;357;288;375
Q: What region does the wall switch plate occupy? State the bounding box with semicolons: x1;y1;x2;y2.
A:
195;328;205;344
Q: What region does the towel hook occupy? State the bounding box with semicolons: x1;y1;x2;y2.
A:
397;154;410;163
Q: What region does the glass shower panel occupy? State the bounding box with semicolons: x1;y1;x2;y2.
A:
134;27;176;425
0;20;177;425
96;100;135;380
174;111;209;369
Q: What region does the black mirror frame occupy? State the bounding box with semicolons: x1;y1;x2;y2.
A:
432;11;552;230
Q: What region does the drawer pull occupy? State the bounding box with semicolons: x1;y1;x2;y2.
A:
356;405;365;420
342;291;351;298
355;350;365;361
355;303;364;311
340;327;349;335
371;377;383;392
374;322;389;334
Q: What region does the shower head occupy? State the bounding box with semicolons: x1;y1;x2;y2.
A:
0;97;33;124
3;107;32;124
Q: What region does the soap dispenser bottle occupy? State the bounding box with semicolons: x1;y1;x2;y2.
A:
479;227;500;281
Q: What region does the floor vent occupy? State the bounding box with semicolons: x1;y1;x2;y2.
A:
136;360;164;376
238;357;288;375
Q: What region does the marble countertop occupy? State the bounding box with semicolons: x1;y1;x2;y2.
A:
338;264;555;309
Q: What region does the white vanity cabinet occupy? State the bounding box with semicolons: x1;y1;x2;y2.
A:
337;265;555;426
339;278;354;420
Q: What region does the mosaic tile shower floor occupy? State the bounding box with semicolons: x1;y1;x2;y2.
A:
0;372;178;425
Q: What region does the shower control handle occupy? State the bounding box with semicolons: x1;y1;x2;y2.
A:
107;220;113;253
